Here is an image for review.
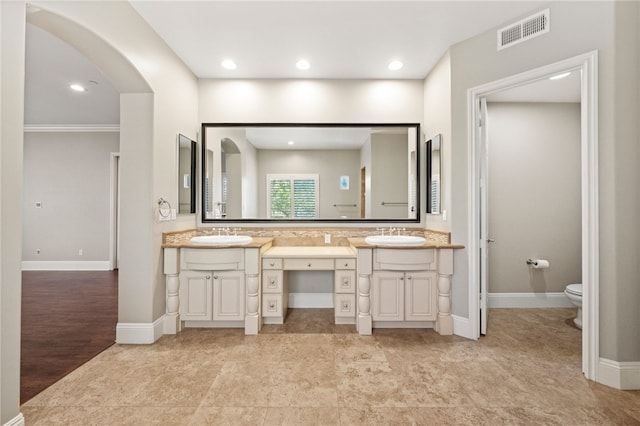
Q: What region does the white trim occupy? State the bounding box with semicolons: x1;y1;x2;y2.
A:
109;153;120;270
116;316;164;344
452;314;473;339
24;124;119;133
488;292;573;308
598;359;640;390
3;413;25;426
467;51;599;381
288;292;333;308
21;260;111;271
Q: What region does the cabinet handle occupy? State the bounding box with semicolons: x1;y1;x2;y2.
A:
270;262;275;267
344;263;349;267
307;263;312;267
213;275;218;280
400;276;404;281
206;275;211;280
407;276;412;280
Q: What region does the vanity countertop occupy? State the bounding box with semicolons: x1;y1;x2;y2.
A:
263;246;356;258
347;237;464;250
162;230;273;249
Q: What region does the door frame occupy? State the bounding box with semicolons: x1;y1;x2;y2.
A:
467;51;599;380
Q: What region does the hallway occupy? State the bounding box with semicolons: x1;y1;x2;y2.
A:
21;270;118;403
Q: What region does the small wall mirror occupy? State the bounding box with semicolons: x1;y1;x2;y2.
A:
201;123;420;222
177;133;197;214
426;134;441;214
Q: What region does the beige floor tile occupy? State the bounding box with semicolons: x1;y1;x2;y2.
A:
200;361;276;407
264;407;340;425
189;406;268;426
20;308;640;425
269;361;338;407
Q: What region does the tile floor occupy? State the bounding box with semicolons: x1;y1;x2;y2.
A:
22;308;640;425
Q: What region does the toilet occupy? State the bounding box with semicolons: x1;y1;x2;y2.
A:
564;283;583;329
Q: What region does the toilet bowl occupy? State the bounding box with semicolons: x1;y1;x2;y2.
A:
564;283;582;329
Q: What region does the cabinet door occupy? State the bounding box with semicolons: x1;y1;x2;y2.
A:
372;272;404;321
213;271;245;321
405;271;437;321
179;270;212;321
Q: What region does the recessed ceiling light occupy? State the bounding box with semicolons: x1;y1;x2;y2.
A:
221;59;237;70
549;71;571;80
388;60;403;71
296;59;310;70
70;84;87;92
288;140;295;146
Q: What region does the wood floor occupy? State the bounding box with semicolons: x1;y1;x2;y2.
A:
21;270;118;403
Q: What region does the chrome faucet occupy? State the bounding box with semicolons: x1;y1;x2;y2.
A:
376;227;386;236
388;226;396;236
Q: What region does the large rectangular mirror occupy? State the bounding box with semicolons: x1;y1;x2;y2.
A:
177;133;197;214
201;123;420;222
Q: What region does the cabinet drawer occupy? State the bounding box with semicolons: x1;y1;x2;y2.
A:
335;294;356;318
263;258;283;270
284;258;334;270
335;258;356;270
263;270;283;293
262;294;283;317
181;248;244;271
335;270;355;293
373;249;435;271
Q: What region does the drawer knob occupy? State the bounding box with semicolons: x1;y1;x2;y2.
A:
344;263;349;267
270;279;276;285
206;275;211;280
307;263;312;267
213;275;218;280
343;278;349;285
270;262;275;267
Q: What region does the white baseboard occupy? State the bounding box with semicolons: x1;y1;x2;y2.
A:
488;292;573;308
598;358;640;390
452;314;474;339
3;413;25;426
116;316;164;344
288;292;333;308
22;260;111;271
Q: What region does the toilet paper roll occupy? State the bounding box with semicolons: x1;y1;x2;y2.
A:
532;259;550;269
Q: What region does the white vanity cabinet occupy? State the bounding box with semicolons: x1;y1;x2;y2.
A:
353;244;454;336
372;270;436;321
178;248;246;323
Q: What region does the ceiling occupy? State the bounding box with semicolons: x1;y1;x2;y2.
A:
25;1;581;127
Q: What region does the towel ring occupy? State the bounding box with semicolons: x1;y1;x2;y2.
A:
158;198;172;218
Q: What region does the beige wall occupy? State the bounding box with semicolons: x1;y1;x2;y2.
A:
423;52;452;232
487;102;581;294
25;1;201;329
1;2;26;423
370;134;407;219
22;132;120;265
448;1;640;361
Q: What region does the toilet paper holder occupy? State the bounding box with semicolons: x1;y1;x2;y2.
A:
526;258;550;268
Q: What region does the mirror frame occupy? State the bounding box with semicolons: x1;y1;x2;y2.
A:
177;133;197;214
201;122;421;223
426;133;441;215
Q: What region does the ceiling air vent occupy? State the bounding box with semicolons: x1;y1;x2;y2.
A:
497;9;549;51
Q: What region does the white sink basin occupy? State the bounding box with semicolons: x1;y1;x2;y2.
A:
364;235;426;247
190;235;253;245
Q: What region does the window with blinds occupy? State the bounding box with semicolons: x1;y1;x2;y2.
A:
267;174;319;219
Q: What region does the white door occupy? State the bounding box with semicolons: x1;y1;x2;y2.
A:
478;98;489;335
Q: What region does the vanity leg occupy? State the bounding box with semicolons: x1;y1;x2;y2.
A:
164;272;182;334
436;248;453;335
245;273;260;335
357;274;372;335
